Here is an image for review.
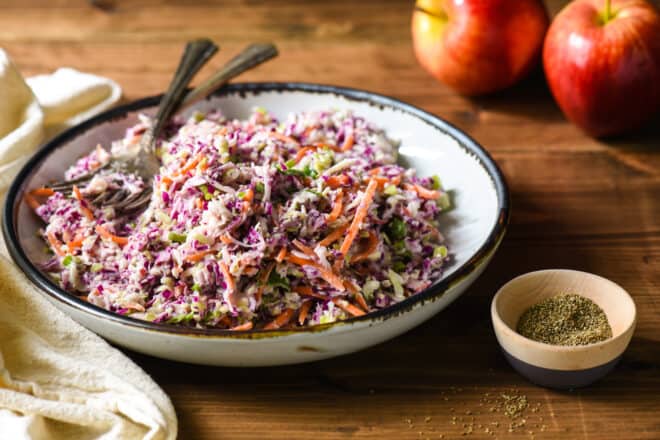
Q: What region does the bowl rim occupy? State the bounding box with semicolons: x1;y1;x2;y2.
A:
491;269;637;353
3;81;510;339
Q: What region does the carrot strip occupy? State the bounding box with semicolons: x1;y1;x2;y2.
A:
298;300;313;325
196;198;204;210
30;187;55;197
95;225;129;246
332;298;366;317
368;167;382;175
275;247;287;263
46;232;66;256
326;175;350;189
184;249;214;263
326;189;343;223
255;263;275;303
176;153;203;176
264;308;295;330
313;142;342;152
285;254;346;292
293;285;327;300
242;188;254;204
161;176;173;188
219;261;235;293
294;146;315;163
349;231;379;264
217;127;228;136
404;183;441;200
292;239;316;258
354;291;369;312
340;133;354;152
339;178;378;256
230;321;254;331
220;233;233;244
270;132;300;146
25;194;41;211
318;224;349;247
66;238;84;253
73;186;95;221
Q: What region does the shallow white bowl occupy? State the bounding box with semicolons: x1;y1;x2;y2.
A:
3;83;509;366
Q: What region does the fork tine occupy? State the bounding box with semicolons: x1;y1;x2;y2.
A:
118;188;153;213
49;163;110;192
113;189;146;210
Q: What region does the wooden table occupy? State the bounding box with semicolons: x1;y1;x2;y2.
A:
3;1;659;438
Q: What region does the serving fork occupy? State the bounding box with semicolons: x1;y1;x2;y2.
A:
47;40;278;214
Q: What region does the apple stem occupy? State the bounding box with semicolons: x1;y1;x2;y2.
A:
605;0;612;21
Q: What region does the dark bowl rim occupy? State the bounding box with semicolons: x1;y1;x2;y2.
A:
2;81;510;339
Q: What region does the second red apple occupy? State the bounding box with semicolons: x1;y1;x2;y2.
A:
412;0;549;96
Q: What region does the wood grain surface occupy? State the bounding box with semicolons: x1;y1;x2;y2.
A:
2;0;659;438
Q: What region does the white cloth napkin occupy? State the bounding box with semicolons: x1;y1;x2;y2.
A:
0;49;178;439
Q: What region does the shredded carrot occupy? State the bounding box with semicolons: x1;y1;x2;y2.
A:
340;133;354;152
30;187;55;197
196;198;204;210
293;285;327;300
219;261;235;293
390;175;402;186
326;189;343;223
73;186;95;221
294;146;315;163
199;158;209;171
184;249;214;263
354;291;369;312
220;233;233;244
339;178;378;256
284;254;346;292
349;231;379;264
264;308;296;330
66;237;85;253
370;175;389;190
318;224;349;247
270;132;300;146
292;239;316;258
230;321;254;331
25;194;41;211
175;153;203;176
95;225;129;246
255;263;275;302
161;176;173;189
275;247;287;263
298;300;313;325
332;298;366;317
368;167;382;175
217;127;228;136
325;175;350;189
46;232;66;256
242;188;254;204
404;183;441;200
313;142;342;152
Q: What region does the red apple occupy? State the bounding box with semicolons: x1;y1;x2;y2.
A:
411;0;549;96
544;0;660;137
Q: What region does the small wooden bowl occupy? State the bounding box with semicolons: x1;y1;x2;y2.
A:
491;269;636;389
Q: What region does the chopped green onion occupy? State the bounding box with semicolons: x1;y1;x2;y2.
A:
438;192;451;210
168;231;187;243
255;182;265;193
62;255;73;267
191;283;201;292
285;159;296;168
383;184;398;196
433;245;448;259
431;175;442;190
199;184;213;201
267;271;290;290
385;217;407;241
90;263;103;273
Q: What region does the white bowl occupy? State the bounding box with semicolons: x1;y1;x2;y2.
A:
3;83;509;366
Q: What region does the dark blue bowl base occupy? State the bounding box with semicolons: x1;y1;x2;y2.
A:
502;349;621;390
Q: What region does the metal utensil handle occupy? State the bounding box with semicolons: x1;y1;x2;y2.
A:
181;43;278;109
151;38;219;139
